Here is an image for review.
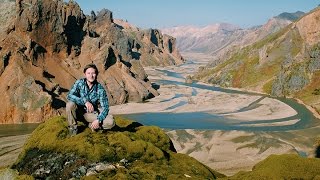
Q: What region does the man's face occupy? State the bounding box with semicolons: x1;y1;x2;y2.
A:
84;67;97;83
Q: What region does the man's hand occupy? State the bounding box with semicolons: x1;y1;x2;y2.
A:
85;101;94;113
90;120;100;130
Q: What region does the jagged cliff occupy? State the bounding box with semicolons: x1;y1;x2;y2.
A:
194;7;320;114
115;19;184;66
0;0;183;124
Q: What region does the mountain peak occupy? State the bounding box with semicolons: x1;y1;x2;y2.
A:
275;11;305;21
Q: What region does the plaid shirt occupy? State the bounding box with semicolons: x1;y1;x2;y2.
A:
67;78;109;122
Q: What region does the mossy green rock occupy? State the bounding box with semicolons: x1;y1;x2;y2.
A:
12;116;224;179
226;154;320;179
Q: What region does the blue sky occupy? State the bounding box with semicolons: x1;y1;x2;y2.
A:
74;0;319;29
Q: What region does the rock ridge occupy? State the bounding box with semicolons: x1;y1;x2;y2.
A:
0;0;183;124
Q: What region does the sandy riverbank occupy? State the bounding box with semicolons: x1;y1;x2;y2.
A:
111;64;299;127
111;60;318;175
166;129;302;176
295;98;320;120
0;135;29;168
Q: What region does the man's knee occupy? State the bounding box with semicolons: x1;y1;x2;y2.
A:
102;114;115;129
66;101;77;112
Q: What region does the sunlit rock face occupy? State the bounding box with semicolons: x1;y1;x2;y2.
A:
0;0;183;124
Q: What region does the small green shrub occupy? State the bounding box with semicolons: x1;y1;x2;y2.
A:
312;88;320;95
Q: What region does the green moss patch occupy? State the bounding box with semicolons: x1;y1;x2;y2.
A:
12;116;224;179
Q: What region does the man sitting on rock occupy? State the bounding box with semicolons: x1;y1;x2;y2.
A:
66;63;115;136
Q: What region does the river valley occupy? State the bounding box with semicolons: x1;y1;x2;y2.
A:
112;52;320;175
1;52;320;175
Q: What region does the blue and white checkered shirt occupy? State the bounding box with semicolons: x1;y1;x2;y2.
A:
67;78;109;122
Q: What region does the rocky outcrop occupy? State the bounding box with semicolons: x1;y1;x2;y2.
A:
115;19;185;66
0;0;183;124
6;116;224;179
0;0;16;41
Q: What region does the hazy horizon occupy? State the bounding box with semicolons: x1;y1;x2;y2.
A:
74;0;319;29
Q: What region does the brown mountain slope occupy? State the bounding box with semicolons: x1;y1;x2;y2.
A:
194;7;320;114
0;0;183;124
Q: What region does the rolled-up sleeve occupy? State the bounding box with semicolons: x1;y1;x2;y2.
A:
97;86;109;122
67;80;87;105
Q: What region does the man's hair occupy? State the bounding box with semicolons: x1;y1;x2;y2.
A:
83;63;99;75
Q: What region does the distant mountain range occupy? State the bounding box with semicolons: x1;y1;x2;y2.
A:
162;9;320;114
161;11;305;60
191;7;320;114
161;23;241;54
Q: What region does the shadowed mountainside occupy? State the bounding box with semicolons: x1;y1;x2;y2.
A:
0;0;183;124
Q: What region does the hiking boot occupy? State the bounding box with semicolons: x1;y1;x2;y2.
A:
69;126;78;136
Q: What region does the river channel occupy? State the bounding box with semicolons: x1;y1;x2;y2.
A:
121;66;320;131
